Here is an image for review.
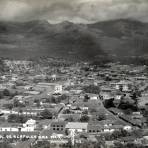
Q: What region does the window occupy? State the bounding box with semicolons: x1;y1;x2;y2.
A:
52;125;55;127
57;128;59;131
61;128;63;131
53;128;55;130
57;125;59;127
89;130;91;133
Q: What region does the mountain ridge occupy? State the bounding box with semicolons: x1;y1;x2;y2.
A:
0;19;148;62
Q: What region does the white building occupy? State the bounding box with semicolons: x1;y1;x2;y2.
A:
0;119;36;133
23;119;36;132
36;83;63;94
65;122;88;133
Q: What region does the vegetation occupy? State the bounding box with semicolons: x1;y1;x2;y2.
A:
80;115;89;122
83;85;100;94
45;94;69;104
97;114;106;121
13;99;25;108
40;109;52;119
32;141;50;148
8;114;28;123
0;142;12;148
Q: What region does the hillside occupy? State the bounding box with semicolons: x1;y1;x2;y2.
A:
0;19;148;62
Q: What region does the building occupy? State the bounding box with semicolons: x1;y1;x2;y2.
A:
0;119;36;133
87;123;102;134
110;80;133;92
65;122;88;133
23;119;36;132
50;120;67;134
36;83;63;94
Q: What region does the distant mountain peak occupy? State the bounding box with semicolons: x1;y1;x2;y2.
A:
0;19;148;62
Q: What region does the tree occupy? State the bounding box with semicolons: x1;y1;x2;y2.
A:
90;108;97;113
40;109;52;119
8;114;18;123
32;141;50;148
34;99;41;107
84;95;90;102
59;94;68;101
7;114;27;123
18;115;27;123
13;99;25;108
0;91;3;99
3;103;13;110
80;115;89;122
3;89;10;96
63;109;71;114
111;129;129;140
65;116;74;122
97;114;106;121
83;85;100;94
131;87;141;108
124;108;132;115
0;142;12;148
82;110;88;115
114;142;124;148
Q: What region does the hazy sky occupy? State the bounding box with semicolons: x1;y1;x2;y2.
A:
0;0;148;23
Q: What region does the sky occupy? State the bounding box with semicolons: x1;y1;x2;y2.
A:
0;0;148;23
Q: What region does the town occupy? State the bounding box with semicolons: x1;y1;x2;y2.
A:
0;57;148;148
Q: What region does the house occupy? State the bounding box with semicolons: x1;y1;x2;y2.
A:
105;141;115;148
14;95;24;101
58;106;82;121
50;133;69;144
108;108;124;116
37;120;52;130
36;83;63;94
1;108;41;118
100;92;113;100
0;82;15;89
87;123;102;134
24;91;40;95
0;131;39;139
119;136;138;144
84;93;99;100
110;80;133;92
22;119;36;132
0;119;36;133
0;124;20;132
50;120;67;134
132;112;143;120
65;122;88;133
123;125;132;131
24;85;33;90
134;76;148;81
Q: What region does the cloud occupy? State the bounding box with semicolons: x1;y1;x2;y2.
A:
0;0;32;21
0;0;148;23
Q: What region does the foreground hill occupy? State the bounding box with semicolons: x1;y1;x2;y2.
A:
0;19;148;62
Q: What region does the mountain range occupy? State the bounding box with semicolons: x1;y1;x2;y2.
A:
0;19;148;62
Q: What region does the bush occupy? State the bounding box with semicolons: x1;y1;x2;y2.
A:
83;85;100;94
40;109;52;119
8;114;27;123
97;114;106;121
80;115;89;122
3;103;13;110
3;89;10;96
